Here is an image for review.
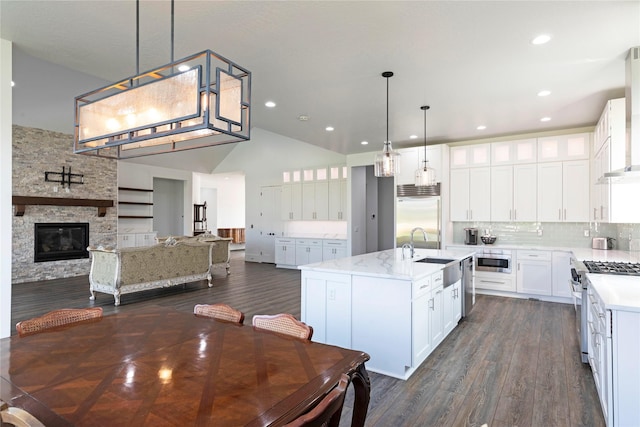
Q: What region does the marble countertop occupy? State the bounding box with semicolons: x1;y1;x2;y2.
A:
446;243;640;263
279;234;347;240
298;248;475;281
587;274;640;313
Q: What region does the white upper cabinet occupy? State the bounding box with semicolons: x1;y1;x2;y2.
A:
281;182;302;220
302;181;329;220
537;133;590;162
450;143;491;168
397;145;442;185
490;164;537;222
396;147;421;186
491;138;537;165
450;167;491;221
594;98;624;167
537;160;590;222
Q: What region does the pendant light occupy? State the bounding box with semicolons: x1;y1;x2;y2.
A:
73;0;251;159
374;71;400;177
415;105;436;186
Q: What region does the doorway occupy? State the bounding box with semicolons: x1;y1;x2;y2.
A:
350;165;395;256
153;178;184;236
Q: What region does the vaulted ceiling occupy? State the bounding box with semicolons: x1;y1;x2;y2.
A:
2;1;639;170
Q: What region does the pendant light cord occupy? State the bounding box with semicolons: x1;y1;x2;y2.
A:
136;0;139;76
170;0;174;64
421;105;430;167
382;71;393;147
135;0;175;75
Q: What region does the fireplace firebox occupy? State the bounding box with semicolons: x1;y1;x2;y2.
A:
34;223;89;263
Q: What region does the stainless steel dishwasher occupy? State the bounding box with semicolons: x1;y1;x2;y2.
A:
461;256;474;317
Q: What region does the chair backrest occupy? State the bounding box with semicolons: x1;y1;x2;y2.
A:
194;303;245;324
252;313;313;340
283;374;350;427
1;399;46;427
15;307;103;337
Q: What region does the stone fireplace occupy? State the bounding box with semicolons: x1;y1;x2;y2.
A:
12;125;117;283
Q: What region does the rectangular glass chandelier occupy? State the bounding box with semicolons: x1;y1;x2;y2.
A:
74;50;251;159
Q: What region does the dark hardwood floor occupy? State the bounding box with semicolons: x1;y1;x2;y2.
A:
11;251;605;427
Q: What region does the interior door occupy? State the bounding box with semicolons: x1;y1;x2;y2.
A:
153;178;184;236
258;186;282;263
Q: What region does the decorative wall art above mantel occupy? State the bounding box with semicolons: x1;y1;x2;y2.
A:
44;166;84;189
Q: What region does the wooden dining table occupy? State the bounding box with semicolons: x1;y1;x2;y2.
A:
0;306;370;426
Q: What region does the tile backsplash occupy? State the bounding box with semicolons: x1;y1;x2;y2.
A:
452;222;640;250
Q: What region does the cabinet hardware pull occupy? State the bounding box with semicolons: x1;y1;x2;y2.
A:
479;279;504;284
564;208;567;220
558;209;562;220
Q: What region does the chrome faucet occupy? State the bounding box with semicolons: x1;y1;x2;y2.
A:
409;227;429;258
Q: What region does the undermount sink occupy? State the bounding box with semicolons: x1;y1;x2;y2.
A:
414;257;456;264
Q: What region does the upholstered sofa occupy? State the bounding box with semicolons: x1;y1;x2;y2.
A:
88;239;227;306
155;233;232;274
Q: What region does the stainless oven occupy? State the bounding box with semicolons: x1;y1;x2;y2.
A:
475;249;511;273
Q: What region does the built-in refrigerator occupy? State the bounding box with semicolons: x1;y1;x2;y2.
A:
396;196;440;250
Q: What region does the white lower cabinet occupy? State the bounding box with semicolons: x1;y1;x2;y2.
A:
322;239;347;260
301;272;352;349
118;232;157;248
588;284;640;427
295;239;323;265
551;251;573;298
274;238;296;266
444;279;462;336
428;282;445;350
275;238;346;267
475;271;515;292
301;268;460;380
411;277;432;366
516;250;552;296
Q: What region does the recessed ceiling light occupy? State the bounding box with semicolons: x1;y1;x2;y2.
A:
177;64;190;72
325;126;334;132
298;115;309;121
409;135;418;139
11;81;15;87
361;141;369;145
540;117;551;122
538;90;551;97
265;101;276;108
477;125;487;130
531;34;551;45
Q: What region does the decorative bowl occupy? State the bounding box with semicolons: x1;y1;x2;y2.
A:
481;235;496;244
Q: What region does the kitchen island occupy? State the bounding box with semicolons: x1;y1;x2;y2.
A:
299;248;475;380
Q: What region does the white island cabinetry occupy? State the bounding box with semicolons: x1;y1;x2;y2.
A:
300;248;473;380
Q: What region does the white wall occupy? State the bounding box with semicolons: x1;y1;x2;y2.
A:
194;172;245;229
213;128;346;260
118;161;193;235
1;39;13;338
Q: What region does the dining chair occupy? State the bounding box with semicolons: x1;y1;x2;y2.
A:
252;313;313;340
193;303;245;324
15;307;103;337
1;400;46;427
283;374;350;427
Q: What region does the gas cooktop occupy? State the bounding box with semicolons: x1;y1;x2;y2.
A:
584;260;640;276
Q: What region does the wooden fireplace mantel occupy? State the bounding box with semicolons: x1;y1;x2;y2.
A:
12;196;114;217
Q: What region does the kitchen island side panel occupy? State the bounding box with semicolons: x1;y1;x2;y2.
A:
351;275;412;378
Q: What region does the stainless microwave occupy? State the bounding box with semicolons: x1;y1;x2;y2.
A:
476;251;511;273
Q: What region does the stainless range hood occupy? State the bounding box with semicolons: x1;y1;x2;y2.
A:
605;46;640;180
